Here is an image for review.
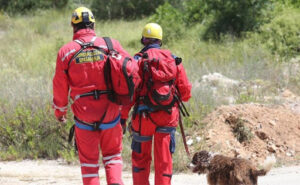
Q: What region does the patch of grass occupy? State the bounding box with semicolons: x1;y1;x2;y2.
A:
236;93;258;104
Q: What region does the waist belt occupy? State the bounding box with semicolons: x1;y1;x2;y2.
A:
132;126;176;143
136;105;154;113
75;114;120;131
132;131;152;142
156;127;176;134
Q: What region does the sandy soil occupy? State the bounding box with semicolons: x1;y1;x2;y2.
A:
193;103;300;165
0;160;299;185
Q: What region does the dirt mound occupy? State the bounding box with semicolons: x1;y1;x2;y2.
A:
196;103;300;165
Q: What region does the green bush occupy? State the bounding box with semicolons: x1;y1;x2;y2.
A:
91;0;164;20
183;0;210;25
274;0;300;8
0;0;69;14
202;0;272;40
258;8;300;59
0;102;73;160
149;2;184;43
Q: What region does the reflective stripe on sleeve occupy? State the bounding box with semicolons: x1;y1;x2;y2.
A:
82;173;99;178
53;103;67;112
91;36;97;43
61;49;76;62
102;153;121;161
81;163;100;167
97;45;107;49
104;160;123;166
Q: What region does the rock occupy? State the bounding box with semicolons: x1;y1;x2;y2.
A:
267;144;277;153
196;137;202;143
279;148;285;153
281;89;296;98
187;139;193;146
255;131;269;140
201;72;239;88
269;120;276;126
286;152;293;157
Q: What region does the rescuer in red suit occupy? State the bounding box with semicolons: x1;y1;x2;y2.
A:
121;23;192;185
53;7;133;185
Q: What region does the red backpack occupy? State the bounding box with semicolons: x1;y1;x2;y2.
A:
138;48;181;113
67;37;139;105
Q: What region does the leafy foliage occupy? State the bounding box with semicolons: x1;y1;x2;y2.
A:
0;102;74;160
149;2;184;43
226;116;253;143
183;0;210;25
202;0;272;40
91;0;164;20
233;119;254;143
0;0;69;14
152;0;274;41
258;8;300;59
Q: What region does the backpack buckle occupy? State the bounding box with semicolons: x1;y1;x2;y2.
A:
93;122;101;131
82;42;93;49
142;53;148;59
175;57;182;65
93;90;99;100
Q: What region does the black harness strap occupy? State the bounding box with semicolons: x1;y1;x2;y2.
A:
65;37;107;74
103;37;114;51
74;89;112;101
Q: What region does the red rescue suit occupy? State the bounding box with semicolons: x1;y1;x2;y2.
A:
121;44;192;185
53;29;129;185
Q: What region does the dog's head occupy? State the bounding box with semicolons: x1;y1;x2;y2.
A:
189;150;213;174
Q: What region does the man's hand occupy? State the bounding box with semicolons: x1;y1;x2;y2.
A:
57;115;67;123
120;119;126;135
55;109;67;123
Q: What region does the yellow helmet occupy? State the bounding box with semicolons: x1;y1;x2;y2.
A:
142;23;163;40
71;7;95;24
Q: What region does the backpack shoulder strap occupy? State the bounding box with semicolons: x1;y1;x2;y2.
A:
67;37;98;67
103;37;114;52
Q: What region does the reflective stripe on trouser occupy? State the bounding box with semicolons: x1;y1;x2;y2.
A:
102;153;123;184
131;118;174;185
75;123;124;185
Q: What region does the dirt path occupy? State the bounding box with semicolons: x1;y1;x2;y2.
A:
0;160;299;185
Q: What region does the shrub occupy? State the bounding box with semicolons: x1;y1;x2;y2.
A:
202;0;272;40
183;0;210;25
0;0;69;14
91;0;164;20
258;8;300;59
274;0;300;8
226;116;253;143
0;102;74;160
149;2;184;43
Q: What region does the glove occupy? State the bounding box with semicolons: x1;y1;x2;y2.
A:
120;119;127;135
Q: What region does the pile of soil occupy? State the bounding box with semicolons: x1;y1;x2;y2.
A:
194;103;300;165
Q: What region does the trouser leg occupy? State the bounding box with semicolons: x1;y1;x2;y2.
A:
154;132;173;185
100;123;124;185
132;139;152;185
75;127;100;185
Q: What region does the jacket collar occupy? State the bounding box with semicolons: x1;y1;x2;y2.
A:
73;28;96;40
140;44;161;53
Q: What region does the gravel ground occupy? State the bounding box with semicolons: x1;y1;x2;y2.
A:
0;160;299;185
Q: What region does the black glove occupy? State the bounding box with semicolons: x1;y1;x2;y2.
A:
120;119;127;135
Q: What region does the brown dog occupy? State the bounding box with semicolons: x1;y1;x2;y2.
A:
189;150;276;185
